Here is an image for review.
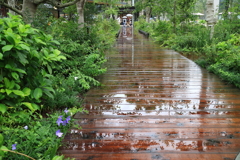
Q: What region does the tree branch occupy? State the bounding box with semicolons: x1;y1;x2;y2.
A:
33;0;48;5
0;2;23;16
52;0;80;8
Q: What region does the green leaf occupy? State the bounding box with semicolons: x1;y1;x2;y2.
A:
43;90;54;99
0;53;3;60
52;155;64;160
18;24;26;33
0;134;3;146
34;37;46;45
0;146;8;157
5;89;12;95
11;72;19;80
32;103;40;110
0;104;7;114
2;45;13;53
14;68;26;74
12;90;24;97
47;64;52;74
33;88;42;99
5;35;15;45
21;102;34;111
22;87;31;96
18;44;30;51
3;78;10;88
17;52;28;65
53;49;61;56
5;64;13;69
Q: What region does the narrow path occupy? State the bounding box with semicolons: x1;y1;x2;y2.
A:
59;27;240;160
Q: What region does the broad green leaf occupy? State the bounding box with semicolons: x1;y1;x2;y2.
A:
58;55;66;60
5;89;12;95
51;40;60;45
53;49;61;56
43;90;54;99
12;90;24;97
0;53;3;60
52;155;64;160
21;102;34;111
11;72;19;80
0;146;8;156
18;24;26;33
17;52;28;65
0;134;3;146
3;78;10;88
47;64;52;74
22;87;31;96
34;37;46;45
5;64;13;69
33;88;42;99
0;104;7;114
43;87;55;93
0;41;6;45
2;45;13;53
5;35;15;45
18;44;30;51
32;103;40;111
14;68;26;74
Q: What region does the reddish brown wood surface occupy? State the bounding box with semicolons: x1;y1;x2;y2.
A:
58;27;240;160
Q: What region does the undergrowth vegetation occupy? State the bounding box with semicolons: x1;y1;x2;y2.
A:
0;13;119;160
135;17;240;88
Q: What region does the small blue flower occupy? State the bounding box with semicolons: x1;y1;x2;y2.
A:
56;117;63;126
62;120;67;126
56;130;63;137
24;126;28;130
64;108;68;114
12;144;17;150
66;116;71;123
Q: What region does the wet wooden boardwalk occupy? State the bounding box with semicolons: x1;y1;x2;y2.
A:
59;27;240;160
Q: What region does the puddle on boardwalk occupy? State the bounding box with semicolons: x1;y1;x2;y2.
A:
59;27;240;160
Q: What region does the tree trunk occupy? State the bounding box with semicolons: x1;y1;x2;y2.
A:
21;0;38;23
173;1;176;33
145;6;151;23
76;0;86;28
206;0;216;39
223;0;230;20
8;0;16;15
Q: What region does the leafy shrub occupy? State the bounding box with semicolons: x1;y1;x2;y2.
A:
0;107;86;160
0;14;65;115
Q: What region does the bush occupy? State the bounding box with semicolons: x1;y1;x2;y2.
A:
0;14;65;116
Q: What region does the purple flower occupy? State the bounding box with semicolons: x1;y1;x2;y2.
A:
56;117;63;126
24;126;28;130
66;116;71;123
12;144;17;150
62;120;67;126
56;130;63;137
64;108;68;114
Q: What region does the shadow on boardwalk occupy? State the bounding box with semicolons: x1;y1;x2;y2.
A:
58;27;240;160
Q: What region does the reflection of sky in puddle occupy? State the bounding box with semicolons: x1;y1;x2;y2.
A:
112;94;136;110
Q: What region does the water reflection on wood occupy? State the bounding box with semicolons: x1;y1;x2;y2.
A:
58;27;240;160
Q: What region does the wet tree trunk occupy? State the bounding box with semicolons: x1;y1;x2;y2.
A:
145;6;151;23
206;0;216;39
7;0;16;15
76;0;86;28
173;1;176;33
21;0;38;23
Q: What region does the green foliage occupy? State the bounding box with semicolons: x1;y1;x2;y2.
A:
200;34;240;87
1;108;84;160
0;14;66;115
